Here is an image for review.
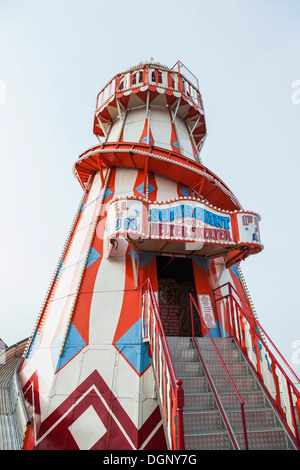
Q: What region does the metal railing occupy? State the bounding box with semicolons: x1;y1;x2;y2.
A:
141;278;185;450
189;294;248;450
0;339;30;449
0;339;28;366
96;64;203;112
213;282;300;449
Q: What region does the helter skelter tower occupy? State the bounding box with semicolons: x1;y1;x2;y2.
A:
18;61;300;451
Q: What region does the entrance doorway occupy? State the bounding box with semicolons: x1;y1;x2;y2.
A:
156;256;202;337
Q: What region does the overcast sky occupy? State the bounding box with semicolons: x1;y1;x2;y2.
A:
1;0;300;378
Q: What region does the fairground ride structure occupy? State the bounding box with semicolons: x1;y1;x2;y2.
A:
4;60;300;450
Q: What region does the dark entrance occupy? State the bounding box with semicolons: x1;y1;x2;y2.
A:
156;256;202;337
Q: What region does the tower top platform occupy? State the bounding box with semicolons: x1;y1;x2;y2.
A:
93;59;206;156
74;60;245;212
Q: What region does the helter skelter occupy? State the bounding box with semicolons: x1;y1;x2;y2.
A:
18;60;300;450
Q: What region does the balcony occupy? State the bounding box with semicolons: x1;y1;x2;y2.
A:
93;62;206;149
96;62;204;112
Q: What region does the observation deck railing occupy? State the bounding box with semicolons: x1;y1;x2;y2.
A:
96;64;203;113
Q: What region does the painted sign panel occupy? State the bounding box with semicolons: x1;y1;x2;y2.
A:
107;198;148;239
198;295;216;329
106;197;262;252
149;200;233;243
236;212;261;245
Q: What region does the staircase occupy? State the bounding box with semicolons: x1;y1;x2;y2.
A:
0;339;30;450
167;336;297;450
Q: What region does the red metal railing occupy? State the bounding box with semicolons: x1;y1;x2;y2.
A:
96;65;203;112
141;278;185;450
213;282;300;448
189;294;248;450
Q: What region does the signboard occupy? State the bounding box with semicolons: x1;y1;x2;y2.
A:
236;212;261;245
198;295;216;329
106;197;261;252
149;200;233;244
107;198;147;239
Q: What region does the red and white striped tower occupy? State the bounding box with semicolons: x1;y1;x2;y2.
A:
18;60;263;450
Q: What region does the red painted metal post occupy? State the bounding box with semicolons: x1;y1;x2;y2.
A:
229;284;238;341
190;295;195;337
22;422;32;450
175;379;185;450
211;291;222;338
287;382;300;445
240;403;249;450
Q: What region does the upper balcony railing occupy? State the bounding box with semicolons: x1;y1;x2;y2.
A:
96;64;203;113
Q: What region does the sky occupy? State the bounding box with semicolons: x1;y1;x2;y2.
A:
0;0;300;378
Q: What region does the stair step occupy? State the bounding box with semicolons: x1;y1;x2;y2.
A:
171;349;199;363
174;360;251;378
213;375;259;393
173;362;204;377
183;408;281;434
184;431;234;450
184;390;267;412
227;408;281;432
199;348;242;363
184;392;217;411
196;337;237;350
181;377;210;393
183;410;225;434
220;391;267;410
206;361;250;377
167;337;193;350
184;428;291;451
236;428;291;450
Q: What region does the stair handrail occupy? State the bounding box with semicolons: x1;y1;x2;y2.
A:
213;282;300;448
215;282;300;386
189;294;248;450
141;278;185;450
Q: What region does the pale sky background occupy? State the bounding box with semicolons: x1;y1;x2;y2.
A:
0;0;300;377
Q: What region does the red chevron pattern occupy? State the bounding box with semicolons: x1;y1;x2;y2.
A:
22;369;166;450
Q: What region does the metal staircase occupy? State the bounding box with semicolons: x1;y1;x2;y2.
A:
0;339;30;450
142;278;300;450
168;336;296;450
